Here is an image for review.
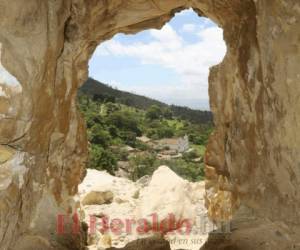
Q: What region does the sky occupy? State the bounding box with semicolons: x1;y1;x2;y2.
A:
0;43;20;87
89;9;226;110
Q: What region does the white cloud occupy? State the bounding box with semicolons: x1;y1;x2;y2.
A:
110;80;123;89
95;22;226;109
181;23;196;33
175;8;194;16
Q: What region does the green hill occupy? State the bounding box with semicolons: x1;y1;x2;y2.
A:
77;91;212;181
77;79;214;181
79;78;213;124
80;77;166;110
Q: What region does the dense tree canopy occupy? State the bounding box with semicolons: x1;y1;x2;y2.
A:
77;87;212;182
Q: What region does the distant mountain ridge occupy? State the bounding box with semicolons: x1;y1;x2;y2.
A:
79;77;213;124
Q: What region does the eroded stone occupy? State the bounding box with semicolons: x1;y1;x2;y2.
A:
0;1;299;249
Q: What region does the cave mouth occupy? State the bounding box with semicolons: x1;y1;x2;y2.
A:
3;1;297;250
77;8;227;250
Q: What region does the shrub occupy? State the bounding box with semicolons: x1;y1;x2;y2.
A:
146;105;162;120
88;145;117;175
89;124;111;147
156;126;174;139
114;148;129;161
108;125;118;138
162;107;173;119
156;159;204;182
120;131;137;147
108;111;142;136
182;150;199;161
135;141;150;151
129;153;156;181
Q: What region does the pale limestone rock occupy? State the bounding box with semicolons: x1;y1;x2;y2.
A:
79;169;142;249
79;169;140;204
0;0;299;249
137;166;205;232
82;191;114;206
80;167;206;250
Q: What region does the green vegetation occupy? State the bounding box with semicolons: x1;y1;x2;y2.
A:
81;78;213;124
77;79;213;182
129;156;205;182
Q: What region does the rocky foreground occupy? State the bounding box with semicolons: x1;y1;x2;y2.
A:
77;166;208;250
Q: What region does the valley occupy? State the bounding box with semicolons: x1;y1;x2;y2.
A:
78;78;213;182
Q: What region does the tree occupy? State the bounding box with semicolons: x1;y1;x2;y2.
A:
88;145;117;175
108;111;142;136
162;107;173;119
105;102;120;114
129;153;156;181
89;124;111;147
146;105;162;120
108;125;118;138
120;131;137;147
156;126;174;139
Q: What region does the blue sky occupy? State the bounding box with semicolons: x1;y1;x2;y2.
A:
0;44;20;88
89;9;226;110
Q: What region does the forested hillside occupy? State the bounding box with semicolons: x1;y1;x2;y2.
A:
77;79;213;181
80;78;213;124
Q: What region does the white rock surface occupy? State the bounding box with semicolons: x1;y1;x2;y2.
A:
79;169;139;203
137;166;204;229
79;166;207;250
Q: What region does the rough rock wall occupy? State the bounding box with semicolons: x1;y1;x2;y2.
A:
0;1;88;249
206;0;300;225
0;0;299;249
